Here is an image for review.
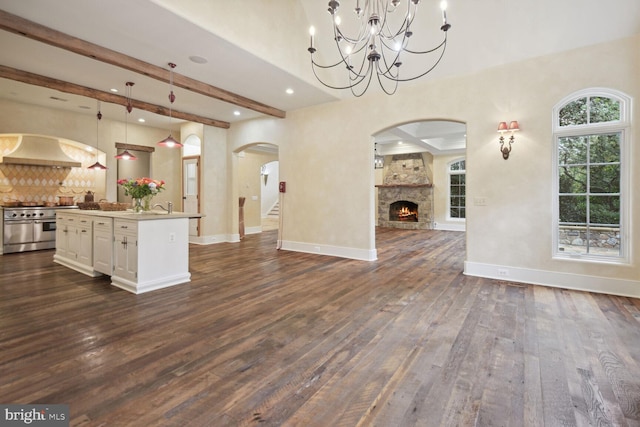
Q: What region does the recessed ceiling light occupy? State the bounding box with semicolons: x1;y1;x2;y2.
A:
189;55;208;64
138;118;145;123
286;88;294;95
50;96;68;102
233;111;241;116
78;105;91;109
110;88;118;93
398;141;404;145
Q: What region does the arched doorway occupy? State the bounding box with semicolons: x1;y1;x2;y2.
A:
373;120;467;233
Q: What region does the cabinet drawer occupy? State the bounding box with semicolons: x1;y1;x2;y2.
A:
114;219;137;234
94;218;113;232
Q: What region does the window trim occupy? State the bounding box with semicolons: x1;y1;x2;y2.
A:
447;158;466;222
551;88;631;264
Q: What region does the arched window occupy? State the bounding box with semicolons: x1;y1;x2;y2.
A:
552;88;631;262
448;159;466;220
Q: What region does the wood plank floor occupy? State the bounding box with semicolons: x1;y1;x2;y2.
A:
2;228;640;426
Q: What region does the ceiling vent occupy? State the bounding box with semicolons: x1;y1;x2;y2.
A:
0;135;81;168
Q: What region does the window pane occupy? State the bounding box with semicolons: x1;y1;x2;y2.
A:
559;195;586;223
450;207;459;217
589;133;620;164
590;97;620;123
559;98;587;126
589;195;620;225
459;174;466;184
559;165;587;193
590;164;620;193
558;136;587;165
450;175;460;185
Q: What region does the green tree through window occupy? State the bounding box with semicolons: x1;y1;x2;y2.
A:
554;90;629;260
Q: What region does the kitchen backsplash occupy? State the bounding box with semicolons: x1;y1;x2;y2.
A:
0;135;106;205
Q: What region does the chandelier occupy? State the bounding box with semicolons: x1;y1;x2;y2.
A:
308;0;451;96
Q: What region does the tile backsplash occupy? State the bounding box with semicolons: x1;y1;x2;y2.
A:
0;135;106;205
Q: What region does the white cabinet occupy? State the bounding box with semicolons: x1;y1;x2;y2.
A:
113;219;137;283
54;213;98;277
55;211;193;294
93;218;113;275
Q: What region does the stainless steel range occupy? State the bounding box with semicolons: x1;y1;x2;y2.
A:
2;206;77;254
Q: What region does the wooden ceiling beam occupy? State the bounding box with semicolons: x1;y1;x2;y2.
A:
0;9;286;119
0;65;230;129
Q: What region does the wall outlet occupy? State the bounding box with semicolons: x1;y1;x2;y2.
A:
498;268;509;276
169;232;176;243
474;197;487;206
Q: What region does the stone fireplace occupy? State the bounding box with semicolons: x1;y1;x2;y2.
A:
376;153;433;230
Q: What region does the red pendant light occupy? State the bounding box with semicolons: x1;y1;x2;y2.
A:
157;63;183;148
115;82;138;160
88;100;107;170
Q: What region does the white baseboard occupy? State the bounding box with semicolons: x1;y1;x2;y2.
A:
245;226;262;235
434;222;466;231
189;233;238;245
464;261;640;298
280;240;377;261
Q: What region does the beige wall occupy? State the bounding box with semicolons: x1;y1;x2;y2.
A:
227;35;640;294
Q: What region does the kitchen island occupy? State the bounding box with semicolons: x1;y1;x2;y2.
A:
54;209;199;294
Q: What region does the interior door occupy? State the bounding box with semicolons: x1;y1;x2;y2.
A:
182;156;200;236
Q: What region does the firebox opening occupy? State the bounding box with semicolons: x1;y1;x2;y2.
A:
389;200;418;222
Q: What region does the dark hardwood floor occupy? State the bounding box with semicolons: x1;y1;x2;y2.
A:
1;228;640;426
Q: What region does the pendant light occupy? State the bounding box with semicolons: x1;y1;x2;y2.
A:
157;63;183;148
115;82;138;161
88;100;107;170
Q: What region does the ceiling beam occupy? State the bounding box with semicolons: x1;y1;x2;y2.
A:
0;65;230;129
0;9;286;119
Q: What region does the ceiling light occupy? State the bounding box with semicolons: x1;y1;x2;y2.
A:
233;111;241;116
157;63;183;148
308;0;452;96
286;88;294;95
138;118;145;123
88;100;107;170
189;55;208;64
110;88;118;93
115;149;137;161
115;82;137;161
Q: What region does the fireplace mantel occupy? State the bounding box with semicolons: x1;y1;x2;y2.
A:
375;184;433;188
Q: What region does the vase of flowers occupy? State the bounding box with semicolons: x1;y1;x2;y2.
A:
117;177;165;213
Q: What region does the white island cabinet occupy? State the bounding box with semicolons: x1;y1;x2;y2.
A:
54;210;196;294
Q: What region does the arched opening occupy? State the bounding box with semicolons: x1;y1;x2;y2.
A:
236;143;279;235
373;119;467;235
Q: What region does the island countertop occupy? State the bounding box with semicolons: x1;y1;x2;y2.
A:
62;209;203;221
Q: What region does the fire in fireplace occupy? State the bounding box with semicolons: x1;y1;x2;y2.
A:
389;200;418;222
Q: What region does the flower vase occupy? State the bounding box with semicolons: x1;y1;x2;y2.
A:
143;195;153;211
133;196;153;213
133;198;144;213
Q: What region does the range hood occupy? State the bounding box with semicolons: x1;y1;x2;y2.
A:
0;135;81;168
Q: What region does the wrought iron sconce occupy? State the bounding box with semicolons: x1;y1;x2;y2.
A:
497;121;520;160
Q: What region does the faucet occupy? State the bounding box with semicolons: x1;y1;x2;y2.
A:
153;201;173;214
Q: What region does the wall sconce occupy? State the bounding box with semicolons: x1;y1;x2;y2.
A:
260;164;269;185
497;121;519;160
